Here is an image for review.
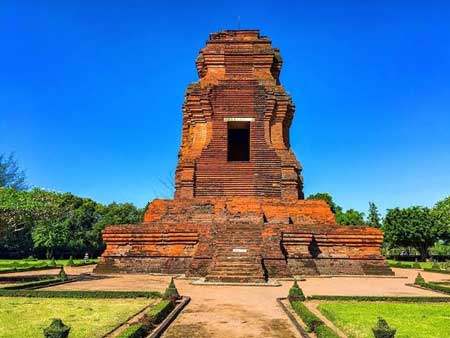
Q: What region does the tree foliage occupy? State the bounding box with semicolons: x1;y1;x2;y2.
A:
0;153;27;190
307;193;342;214
367;202;382;228
431;196;450;242
383;206;444;260
336;209;365;226
307;193;366;225
0;188;144;259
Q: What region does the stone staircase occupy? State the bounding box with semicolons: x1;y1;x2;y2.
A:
205;222;266;283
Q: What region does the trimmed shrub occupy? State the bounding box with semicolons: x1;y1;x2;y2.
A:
58;267;68;281
116;324;145;338
163;278;180;300
67;256;74;267
290;301;323;332
414;273;425;285
288;280;306;302
372;317;396;338
316;323;340;338
145;300;174;325
43;319;70;338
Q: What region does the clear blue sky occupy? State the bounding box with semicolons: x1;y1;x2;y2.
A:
1;1;449;215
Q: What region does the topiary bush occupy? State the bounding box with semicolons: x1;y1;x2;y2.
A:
414;273;425;285
43;319;70;338
372;317;396;338
67;256;74;267
163;278;180;301
288;280;306;302
58;267;68;281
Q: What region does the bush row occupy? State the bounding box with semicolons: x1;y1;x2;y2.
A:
116;324;145;338
290;300;339;338
417;282;450;295
307;295;450;303
0;265;59;274
116;300;176;338
145;300;174;325
0;289;161;299
423;268;450;275
0;262;97;274
1;277;61;290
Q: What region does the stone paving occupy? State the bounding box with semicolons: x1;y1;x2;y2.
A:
5;266;449;338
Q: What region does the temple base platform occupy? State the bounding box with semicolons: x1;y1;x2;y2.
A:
95;198;393;281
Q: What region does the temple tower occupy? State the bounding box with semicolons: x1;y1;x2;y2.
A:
175;30;303;200
96;30;392;282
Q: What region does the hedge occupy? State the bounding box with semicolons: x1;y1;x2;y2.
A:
116;324;145;338
307;295;450;302
290;301;323;332
116;300;176;338
145;300;174;325
419;282;450;295
0;265;59;274
290;300;339;338
0;261;96;274
0;289;161;299
423;268;450;275
1;277;61;290
315;323;340;338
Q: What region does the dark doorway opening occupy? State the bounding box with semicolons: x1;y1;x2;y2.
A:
227;121;250;161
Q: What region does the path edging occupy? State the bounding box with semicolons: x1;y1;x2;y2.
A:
276;297;310;338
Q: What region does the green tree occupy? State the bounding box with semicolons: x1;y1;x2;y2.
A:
367;202;381;228
431;196;450;242
32;219;70;259
88;202;144;256
336;209;365;226
0;188;63;257
0;153;27;190
383;206;443;261
306;193;342;214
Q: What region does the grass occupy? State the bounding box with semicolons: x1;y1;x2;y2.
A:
0;296;154;338
318;301;450;338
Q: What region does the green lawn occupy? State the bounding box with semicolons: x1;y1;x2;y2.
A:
0;297;153;338
318;301;450;338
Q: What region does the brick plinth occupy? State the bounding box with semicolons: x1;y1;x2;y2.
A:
97;30;392;280
96;198;392;278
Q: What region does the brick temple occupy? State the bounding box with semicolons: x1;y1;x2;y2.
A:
96;30;392;282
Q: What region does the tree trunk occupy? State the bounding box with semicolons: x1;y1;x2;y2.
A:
418;246;429;261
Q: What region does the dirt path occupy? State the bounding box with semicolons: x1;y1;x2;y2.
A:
162;281;301;338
